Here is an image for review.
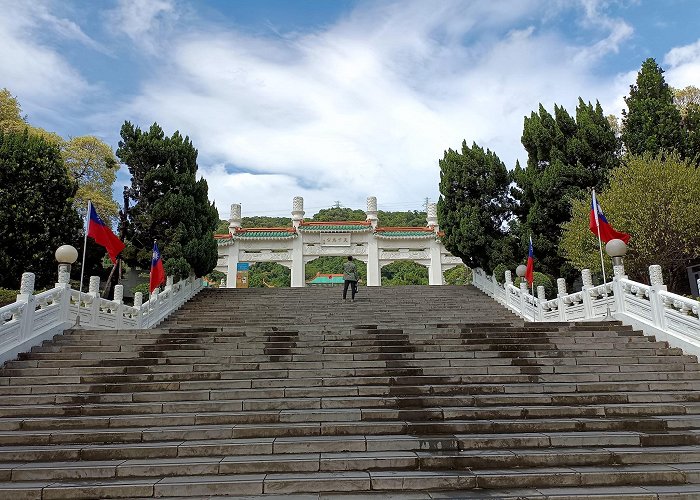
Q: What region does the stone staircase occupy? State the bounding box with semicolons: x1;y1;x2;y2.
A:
2;285;700;498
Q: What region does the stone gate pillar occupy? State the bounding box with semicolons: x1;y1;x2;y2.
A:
428;238;443;285
226;243;239;289
366;197;381;286
290;197;305;287
427;203;443;285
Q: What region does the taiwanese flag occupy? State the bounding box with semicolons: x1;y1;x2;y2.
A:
589;190;630;244
149;241;165;293
87;202;125;264
525;236;534;286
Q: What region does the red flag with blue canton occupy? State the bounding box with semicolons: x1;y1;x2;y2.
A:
87;203;125;264
589;191;630;244
149;241;165;293
525;236;534;286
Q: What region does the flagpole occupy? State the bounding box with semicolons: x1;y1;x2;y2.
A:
593;189;614;320
76;200;91;327
592;189;608;285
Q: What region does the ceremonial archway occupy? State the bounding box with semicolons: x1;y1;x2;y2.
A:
215;196;463;288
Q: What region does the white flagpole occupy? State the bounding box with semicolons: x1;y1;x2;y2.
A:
592;189;607;285
76;200;91;327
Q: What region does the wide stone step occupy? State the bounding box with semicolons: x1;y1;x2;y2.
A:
5;403;700;435
1;431;697;463
6;369;700;396
6;446;700;481
5;413;700;445
5;379;700;408
0;463;696;498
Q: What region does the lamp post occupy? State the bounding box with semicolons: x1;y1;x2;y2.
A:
55;245;78;284
603;238;627;319
605;238;627;276
55;245;78;326
515;265;527;280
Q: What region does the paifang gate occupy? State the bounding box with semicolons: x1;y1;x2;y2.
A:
214;197;464;288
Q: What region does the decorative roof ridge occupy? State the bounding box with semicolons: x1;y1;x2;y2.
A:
214;234;232;239
299;220;371;227
234;227;296;233
375;226;435;232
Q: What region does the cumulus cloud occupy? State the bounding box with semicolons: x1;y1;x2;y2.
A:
6;0;698;219
106;0;180;54
115;0;643;216
0;1;94;108
664;38;700;87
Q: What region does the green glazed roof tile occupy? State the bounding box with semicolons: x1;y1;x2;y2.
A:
299;225;370;231
236;231;296;238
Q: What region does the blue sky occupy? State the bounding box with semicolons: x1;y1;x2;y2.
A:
2;0;699;219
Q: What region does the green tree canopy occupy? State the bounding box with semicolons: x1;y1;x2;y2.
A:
621;58;685;157
310;207;367;221
377;210;426;227
381;261;428;286
0;130;83;288
514;98;620;280
248;262;290;288
560;152;700;293
0;89;62;145
63;136;119;223
437;141;512;273
117;121;219;279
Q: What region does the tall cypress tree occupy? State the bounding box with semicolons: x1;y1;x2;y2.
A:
0;130;83;288
437;141;513;273
621;58;685;156
117;122;219;279
514;99;620;279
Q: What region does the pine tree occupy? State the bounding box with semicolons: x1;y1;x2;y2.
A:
621;58;685;156
0;130;82;288
437;141;512;273
117;122;219;279
515;99;620;279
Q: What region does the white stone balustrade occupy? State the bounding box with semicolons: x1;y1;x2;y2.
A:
0;272;203;364
472;264;700;359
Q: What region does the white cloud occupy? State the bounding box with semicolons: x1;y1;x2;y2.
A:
106;0;179;53
11;0;693;220
115;0;646;217
0;1;93;108
664;38;700;87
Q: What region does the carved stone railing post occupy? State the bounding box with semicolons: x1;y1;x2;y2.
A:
581;269;594;319
537;285;546;321
519;282;528;320
134;292;144;328
113;285;124;329
505;271;513;310
165;275;174;313
557;278;567;321
648;264;667;329
55;267;71;324
17;272;36;342
87;276;101;327
88;276;100;297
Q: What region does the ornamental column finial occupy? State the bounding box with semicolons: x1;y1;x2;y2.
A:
229;203;242;233
366;196;378;228
292;196;305;228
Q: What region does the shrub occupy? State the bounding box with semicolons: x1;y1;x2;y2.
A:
492;263;510;284
514;272;555;299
